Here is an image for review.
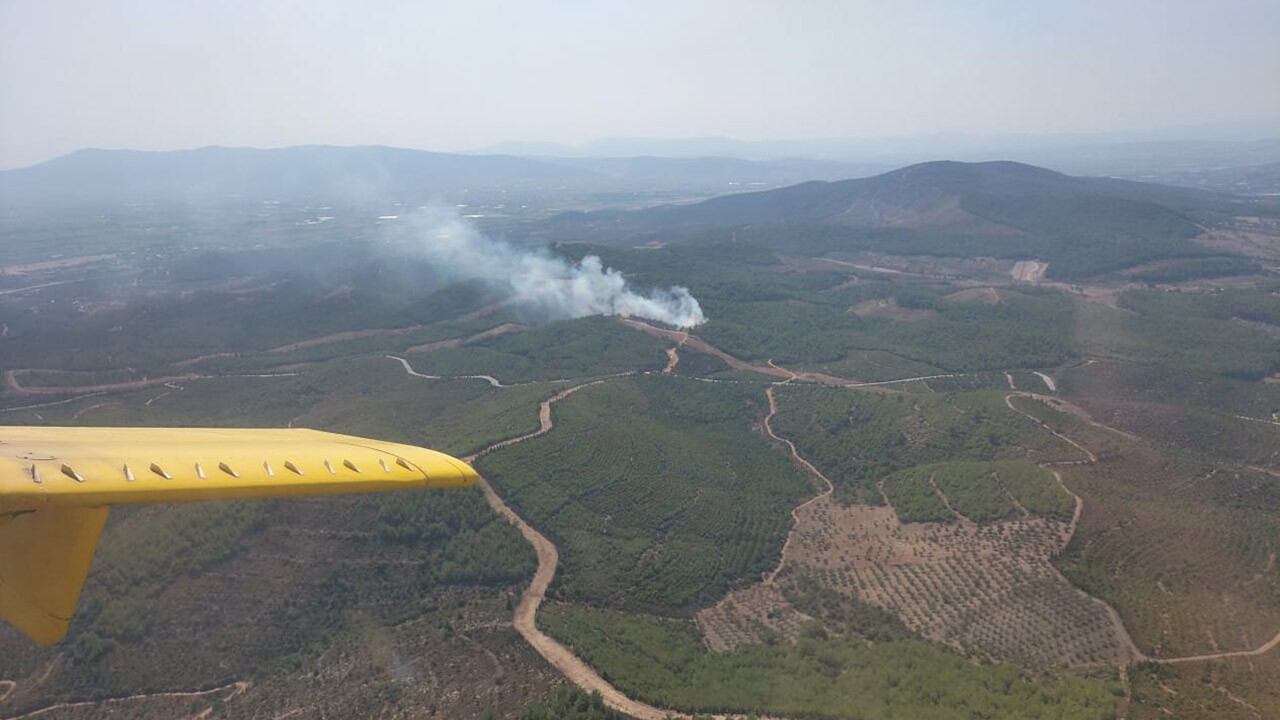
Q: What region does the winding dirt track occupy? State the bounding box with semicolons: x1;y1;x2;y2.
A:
458;381;680;720
762;386;834;584
1004;392;1097;463
624;318;959;389
4;370;207;396
0;681;248;720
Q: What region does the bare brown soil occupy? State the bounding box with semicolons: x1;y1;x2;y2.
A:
1011;260;1049;282
661;330;688;374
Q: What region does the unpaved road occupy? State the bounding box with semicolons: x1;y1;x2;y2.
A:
267;325;427;353
1156;630;1280;665
662;330;687;374
4;370;207;396
384;355;508;387
405;322;525;354
0;681;248;720
623;318;965;390
1032;371;1056;392
622;318;793;381
1005;393;1097;463
460;381;682;720
762;386;834;584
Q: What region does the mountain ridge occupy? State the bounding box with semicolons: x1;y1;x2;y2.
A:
0;145;885;208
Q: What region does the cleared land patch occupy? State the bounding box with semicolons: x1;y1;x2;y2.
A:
850;297;939;322
705;493;1131;670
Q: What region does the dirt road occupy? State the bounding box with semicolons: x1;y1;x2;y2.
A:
267;325;428;353
762;386;834;584
405;323;525;354
622;318;794;381
462;381;682;720
0;681;248;720
4;369;207;396
1004;393;1097;462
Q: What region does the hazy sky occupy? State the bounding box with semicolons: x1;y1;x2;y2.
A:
1;0;1278;169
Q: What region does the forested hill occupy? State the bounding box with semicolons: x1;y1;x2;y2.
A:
547;160;1275;280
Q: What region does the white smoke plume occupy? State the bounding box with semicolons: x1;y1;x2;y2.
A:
395;209;706;328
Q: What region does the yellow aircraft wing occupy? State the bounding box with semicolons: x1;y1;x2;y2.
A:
0;426;478;645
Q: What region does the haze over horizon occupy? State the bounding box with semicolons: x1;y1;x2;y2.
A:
2;0;1279;170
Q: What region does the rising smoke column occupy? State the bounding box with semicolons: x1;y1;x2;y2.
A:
396;209;705;328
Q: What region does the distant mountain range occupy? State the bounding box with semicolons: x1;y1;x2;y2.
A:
476;128;1280;179
0;146;887;209
5;131;1280;211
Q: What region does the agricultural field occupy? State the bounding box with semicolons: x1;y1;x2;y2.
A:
760;494;1130;670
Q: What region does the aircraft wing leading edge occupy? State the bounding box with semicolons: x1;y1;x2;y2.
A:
0;426;478;645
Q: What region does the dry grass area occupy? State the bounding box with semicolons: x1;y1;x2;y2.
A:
697;583;814;651
700;495;1134;670
1195;223;1280;263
